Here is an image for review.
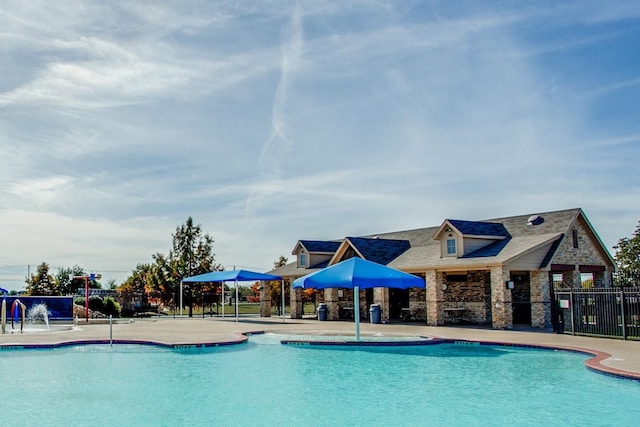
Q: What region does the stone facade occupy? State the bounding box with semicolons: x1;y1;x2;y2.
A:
553;221;607;267
426;270;444;326
490;267;513;329
530;270;551;328
289;284;304;319
260;284;271;317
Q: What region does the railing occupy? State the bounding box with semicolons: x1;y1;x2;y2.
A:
554;288;640;340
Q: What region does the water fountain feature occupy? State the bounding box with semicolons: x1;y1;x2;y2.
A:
0;297;76;334
27;303;50;330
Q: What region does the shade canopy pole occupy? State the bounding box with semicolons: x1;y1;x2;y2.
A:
235;279;239;322
281;280;285;323
354;285;360;341
221;283;225;318
179;281;183;318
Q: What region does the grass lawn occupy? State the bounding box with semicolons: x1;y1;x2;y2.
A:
158;302;317;317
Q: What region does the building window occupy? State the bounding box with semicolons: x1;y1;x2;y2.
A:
446;238;456;255
300;253;307;267
552;273;564;290
580;272;594;288
572;229;579;248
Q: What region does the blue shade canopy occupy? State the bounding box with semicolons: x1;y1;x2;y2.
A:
292;258;425;290
182;270;282;283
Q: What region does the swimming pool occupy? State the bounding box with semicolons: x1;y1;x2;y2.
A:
1;333;639;426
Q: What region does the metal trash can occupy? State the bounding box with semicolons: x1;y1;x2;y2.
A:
317;303;327;321
369;304;381;324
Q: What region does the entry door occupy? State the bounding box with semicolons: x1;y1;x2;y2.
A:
512;273;531;325
389;288;410;319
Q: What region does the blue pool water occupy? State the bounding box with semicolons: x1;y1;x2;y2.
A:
1;333;639;426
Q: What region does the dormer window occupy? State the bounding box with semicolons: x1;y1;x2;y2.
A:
446;238;457;255
300;253;307;267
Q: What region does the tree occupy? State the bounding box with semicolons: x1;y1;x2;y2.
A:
55;265;88;295
122;217;221;317
270;256;288;314
119;263;153;314
25;262;54;296
168;217;221;316
614;221;640;287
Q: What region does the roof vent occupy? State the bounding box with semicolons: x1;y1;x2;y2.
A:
527;215;544;226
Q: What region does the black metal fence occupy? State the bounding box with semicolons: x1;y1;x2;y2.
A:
554;288;640;340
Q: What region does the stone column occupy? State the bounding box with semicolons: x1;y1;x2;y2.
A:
325;288;340;320
259;282;272;317
373;288;387;320
603;269;613;288
530;270;551;328
289;282;304;319
571;266;581;287
426;270;444;326
490;267;513;329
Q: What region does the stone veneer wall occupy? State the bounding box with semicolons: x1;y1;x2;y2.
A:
409;287;427;321
324;288;340;320
289;284;304;319
426;270;444;326
442;271;491;324
490;266;513;329
260;283;272;317
552;219;613;287
530;271;551;327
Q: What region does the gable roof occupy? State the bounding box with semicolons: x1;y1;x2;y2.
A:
293;240;341;254
272;208;614;277
445;219;510;238
342;237;411;265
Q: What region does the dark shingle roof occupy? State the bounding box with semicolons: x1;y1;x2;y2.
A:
462;238;511;258
346;237;411;265
447;219;510;237
299;240;341;253
270;208;612;278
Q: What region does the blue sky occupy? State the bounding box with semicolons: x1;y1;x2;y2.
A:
1;1;638;291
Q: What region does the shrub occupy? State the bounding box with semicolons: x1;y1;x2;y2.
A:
103;296;121;318
88;295;104;313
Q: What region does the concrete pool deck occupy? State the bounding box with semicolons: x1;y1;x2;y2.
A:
2;316;640;380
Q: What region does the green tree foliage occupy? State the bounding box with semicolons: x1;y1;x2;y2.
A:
26;264;98;296
120;217;220;317
55;265;88;295
614;221;640;287
270;256;288;314
103;296;121;317
25;262;54;296
120;263;153;314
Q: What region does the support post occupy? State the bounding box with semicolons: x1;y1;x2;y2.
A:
354;286;360;341
620;290;627;340
235;280;239;322
180;281;183;318
281;280;285;323
85;276;89;323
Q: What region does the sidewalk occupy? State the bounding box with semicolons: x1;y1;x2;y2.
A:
2;316;639;380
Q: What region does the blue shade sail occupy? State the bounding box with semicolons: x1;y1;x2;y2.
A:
292;257;424;290
183;270;281;283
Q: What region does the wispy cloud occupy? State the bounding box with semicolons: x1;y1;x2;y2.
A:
0;1;638;290
244;4;305;218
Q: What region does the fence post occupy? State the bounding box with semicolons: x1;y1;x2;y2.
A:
570;289;575;336
620;290;627;340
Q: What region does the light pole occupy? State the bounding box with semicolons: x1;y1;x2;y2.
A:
73;273;101;323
